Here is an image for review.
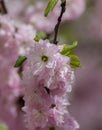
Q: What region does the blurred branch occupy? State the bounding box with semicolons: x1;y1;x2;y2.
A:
0;0;7;14
53;0;66;45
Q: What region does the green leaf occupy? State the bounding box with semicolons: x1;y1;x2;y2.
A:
60;41;82;69
34;32;47;42
61;41;78;56
69;55;82;69
0;124;8;130
14;56;27;67
44;0;58;17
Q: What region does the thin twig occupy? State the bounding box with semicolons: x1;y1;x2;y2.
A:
0;0;7;14
53;0;66;45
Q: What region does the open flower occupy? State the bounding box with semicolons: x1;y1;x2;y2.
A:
27;40;59;75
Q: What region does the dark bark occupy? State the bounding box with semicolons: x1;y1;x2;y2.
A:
0;0;7;14
53;1;66;45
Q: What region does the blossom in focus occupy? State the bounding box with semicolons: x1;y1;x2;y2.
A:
26;40;59;75
23;40;78;130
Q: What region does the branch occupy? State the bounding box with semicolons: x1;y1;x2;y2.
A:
0;0;7;14
53;0;66;45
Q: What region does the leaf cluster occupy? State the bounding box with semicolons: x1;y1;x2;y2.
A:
61;41;82;69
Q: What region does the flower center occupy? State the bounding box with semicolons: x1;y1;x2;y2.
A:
41;55;48;62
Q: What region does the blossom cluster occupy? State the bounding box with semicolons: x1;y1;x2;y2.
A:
0;15;20;116
0;0;85;129
23;40;79;130
0;14;36;119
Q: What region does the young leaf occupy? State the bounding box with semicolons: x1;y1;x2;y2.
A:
34;32;47;42
14;56;27;67
61;41;78;56
44;0;58;17
60;41;82;69
0;124;8;130
69;55;82;69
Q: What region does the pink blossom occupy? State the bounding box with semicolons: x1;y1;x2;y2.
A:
23;40;78;130
26;40;59;75
23;106;48;130
41;114;79;130
0;15;25;129
48;95;69;126
0;15;19;91
24;2;58;33
14;23;36;55
5;0;28;20
47;53;75;93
